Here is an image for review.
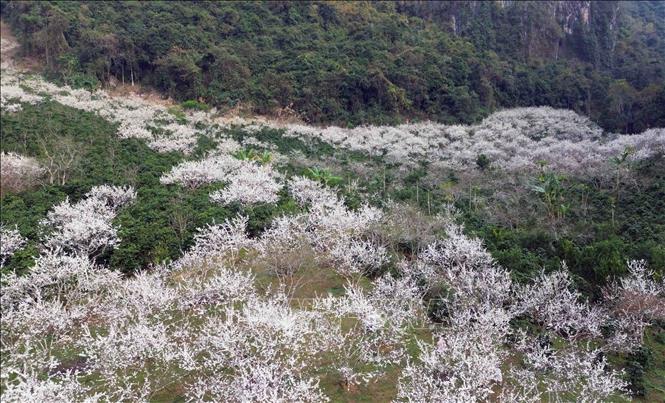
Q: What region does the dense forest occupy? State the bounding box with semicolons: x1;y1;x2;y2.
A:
1;0;664;131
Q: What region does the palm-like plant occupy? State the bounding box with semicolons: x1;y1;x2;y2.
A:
232;148;273;164
530;167;568;236
609;146;634;227
306;167;342;187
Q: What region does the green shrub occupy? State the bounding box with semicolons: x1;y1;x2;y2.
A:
476;154;490;171
181;99;210;111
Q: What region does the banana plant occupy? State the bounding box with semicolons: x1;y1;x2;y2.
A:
609;146;634;227
306;167;342;187
232;148;272;164
529;168;569;235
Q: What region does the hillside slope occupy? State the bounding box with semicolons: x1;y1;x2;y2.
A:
2;60;665;402
1;1;663;131
1;4;665;402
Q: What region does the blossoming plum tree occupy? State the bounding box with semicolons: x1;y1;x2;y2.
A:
40;185;136;257
0;152;44;194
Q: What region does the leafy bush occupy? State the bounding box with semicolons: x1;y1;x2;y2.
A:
181;99;210;111
476;154;490;171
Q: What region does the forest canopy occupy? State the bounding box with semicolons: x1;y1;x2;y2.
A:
1;0;664;132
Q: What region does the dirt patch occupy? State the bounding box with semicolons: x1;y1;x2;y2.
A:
107;82;177;107
1;19;41;71
1;20;20;68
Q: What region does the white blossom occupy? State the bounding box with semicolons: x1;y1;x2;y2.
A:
210;162;282;205
160;154;244;188
603;260;665;351
397;309;510;402
414;224;512;312
328;237;389;277
174;214;252;268
273;107;664;174
189;295;334;402
504;332;629;402
288;176;338;206
0;251;119;309
41;185;136;257
0;225;26;268
0;152;44;193
84;185;137;209
1;370;103;403
515;266;607;340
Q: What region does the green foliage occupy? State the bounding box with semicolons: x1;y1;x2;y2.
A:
475;154;490;171
232;148;272;164
3;1;663;131
530;169;569;226
305;167;343;187
166;106;187;124
225;126;334;158
425;283;455;323
110;184;230;272
0;102;218;273
0;103;314;274
181;99;210;111
626;346;653;396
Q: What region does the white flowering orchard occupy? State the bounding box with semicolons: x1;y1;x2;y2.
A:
2;175;661;401
3;58;664;175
